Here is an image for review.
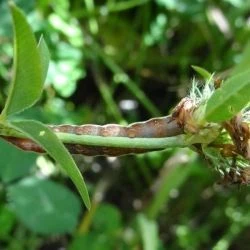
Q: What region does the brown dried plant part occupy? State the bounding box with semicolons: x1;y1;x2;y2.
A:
220;167;250;186
214;78;223;89
220;144;238;158
210;143;237;158
223;114;250;160
172;97;198;134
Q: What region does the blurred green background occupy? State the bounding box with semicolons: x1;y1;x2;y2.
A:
0;0;250;249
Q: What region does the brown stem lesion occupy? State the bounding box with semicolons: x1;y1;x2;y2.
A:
223;114;250;161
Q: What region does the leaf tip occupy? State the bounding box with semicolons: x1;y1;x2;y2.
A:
8;0;14;7
82;192;91;210
191;65;212;80
86;201;91;210
8;1;18;12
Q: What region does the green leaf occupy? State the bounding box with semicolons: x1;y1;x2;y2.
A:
8;177;81;234
0;205;16;240
0;138;37;183
231;42;250;76
1;2;43;118
137;213;160;250
69;233;113;250
204;70;250;122
146;153;196;219
92;204;122;234
10;120;91;209
191;65;212;80
37;35;50;83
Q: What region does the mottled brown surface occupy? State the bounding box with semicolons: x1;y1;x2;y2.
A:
220;167;250;185
223;114;250;160
2;136;44;153
48;115;183;138
1;115;183;156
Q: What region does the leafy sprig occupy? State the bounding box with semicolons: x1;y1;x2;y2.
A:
0;2;90;209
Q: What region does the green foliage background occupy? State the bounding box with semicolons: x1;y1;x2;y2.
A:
0;0;250;249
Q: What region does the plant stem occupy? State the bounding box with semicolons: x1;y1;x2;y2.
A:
56;133;187;149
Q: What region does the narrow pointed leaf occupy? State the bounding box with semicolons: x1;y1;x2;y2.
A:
10;120;91;210
204;70;250;122
1;3;43;117
137;214;159;250
191;65;212;80
37;36;50;83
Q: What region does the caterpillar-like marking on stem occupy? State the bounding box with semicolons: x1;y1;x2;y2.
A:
49;116;181;138
3;98;190;156
3;116;183;156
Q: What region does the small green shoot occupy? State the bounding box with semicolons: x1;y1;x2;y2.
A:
0;2;91;209
191;65;212;80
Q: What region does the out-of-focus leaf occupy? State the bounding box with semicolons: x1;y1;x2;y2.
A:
92;204;122;234
156;0;203;14
47;42;84;97
37;36;50;83
137;213;160;250
146;152;196;219
143;13;167;46
10;120;91;209
0;138;36;183
204;70;250;122
69;233;113;250
8;177;81;234
1;3;43;118
0;205;16;240
69;204;122;250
